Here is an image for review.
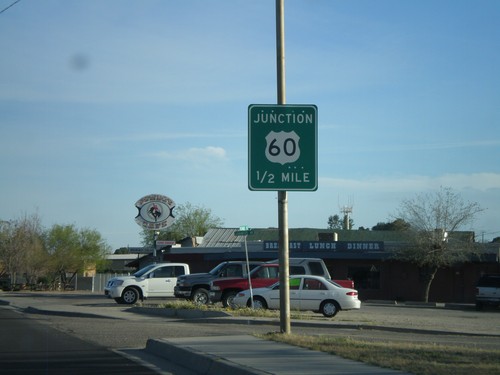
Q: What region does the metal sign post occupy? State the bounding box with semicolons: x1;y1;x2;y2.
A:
247;0;318;334
276;0;290;335
234;226;255;308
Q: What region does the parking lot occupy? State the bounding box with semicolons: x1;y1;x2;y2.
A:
1;291;499;352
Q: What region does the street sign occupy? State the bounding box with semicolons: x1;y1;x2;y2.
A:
234;229;254;236
248;104;317;191
234;225;254;236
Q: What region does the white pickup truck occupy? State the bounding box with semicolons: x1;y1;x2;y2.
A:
104;263;190;304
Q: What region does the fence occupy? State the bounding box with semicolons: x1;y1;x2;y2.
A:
69;273;131;292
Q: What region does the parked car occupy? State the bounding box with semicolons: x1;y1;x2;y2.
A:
232;275;361;317
209;258;353;307
210;263;280;307
276;257;355;289
174;261;263;304
475;273;500;310
104;263;190;304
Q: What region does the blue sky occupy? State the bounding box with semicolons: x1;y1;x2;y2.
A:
1;0;499;250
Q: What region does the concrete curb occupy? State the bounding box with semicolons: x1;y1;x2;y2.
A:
145;338;270;375
183;315;500;338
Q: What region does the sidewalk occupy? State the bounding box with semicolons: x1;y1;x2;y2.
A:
125;335;411;375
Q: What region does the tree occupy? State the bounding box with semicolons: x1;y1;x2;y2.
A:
141;202;224;245
114;247;131;254
45;224;110;289
79;228;112;273
327;214;354;230
392;187;484;302
327;215;343;230
372;218;410;231
0;214;47;287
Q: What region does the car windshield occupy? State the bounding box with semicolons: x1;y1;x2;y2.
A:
209;262;227;275
133;264;156;277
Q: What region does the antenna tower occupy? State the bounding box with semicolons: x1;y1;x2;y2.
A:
339;197;354;230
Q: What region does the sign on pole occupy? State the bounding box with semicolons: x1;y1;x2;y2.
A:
134;194;176;230
248;104;317;191
234;225;254;236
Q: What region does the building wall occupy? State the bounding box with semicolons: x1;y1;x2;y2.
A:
162;249;499;303
306;257;500;303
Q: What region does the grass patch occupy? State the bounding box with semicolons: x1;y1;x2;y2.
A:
257;333;500;375
155;300;214;310
153;300;316;319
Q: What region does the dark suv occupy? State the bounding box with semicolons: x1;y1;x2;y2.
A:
475;274;500;310
174;261;263;304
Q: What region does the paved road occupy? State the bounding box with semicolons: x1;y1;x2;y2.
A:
1;291;499;374
0;306;169;375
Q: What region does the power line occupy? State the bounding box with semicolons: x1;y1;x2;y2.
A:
0;0;21;15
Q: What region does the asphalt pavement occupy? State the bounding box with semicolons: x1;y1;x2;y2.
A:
0;306;162;375
2;292;498;375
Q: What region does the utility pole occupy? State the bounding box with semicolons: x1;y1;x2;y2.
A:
276;0;291;334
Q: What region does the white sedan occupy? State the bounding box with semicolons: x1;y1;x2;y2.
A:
232;275;361;317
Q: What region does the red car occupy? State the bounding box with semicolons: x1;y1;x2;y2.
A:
209;264;280;307
209;262;354;307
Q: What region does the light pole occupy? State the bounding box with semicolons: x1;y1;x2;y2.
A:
276;0;291;335
153;231;160;261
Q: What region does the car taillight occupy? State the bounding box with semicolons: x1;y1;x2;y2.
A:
346;291;358;296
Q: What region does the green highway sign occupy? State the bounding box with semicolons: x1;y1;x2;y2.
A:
248;104;318;191
234;230;254;236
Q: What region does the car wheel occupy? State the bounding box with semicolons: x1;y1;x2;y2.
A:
122;288;139;304
475;302;483;311
248;296;268;310
222;291;238;308
192;288;209;305
114;297;124;304
320;300;340;317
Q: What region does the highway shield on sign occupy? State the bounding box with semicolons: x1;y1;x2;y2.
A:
265;131;300;165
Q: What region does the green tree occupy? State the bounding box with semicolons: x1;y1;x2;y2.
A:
327;215;343;230
79;228;111;273
327;214;354;230
141;202;224;245
45;224;110;289
392;187;484;302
